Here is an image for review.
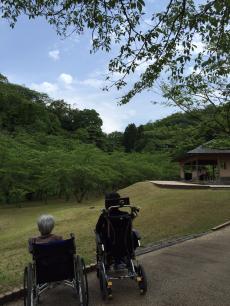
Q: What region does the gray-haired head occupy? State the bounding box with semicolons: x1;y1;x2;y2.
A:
37;214;55;236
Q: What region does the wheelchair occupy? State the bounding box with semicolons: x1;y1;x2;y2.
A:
23;234;88;306
96;197;147;300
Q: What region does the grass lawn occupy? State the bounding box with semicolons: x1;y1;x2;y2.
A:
0;181;230;293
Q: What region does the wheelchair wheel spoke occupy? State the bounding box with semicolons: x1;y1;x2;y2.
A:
23;267;28;306
98;266;110;300
75;255;88;306
24;263;34;306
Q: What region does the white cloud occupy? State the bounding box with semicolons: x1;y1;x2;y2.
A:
78;78;104;89
28;69;175;134
102;115;124;133
88;70;104;78
30;77;136;133
31;81;58;94
59;73;73;85
96;102;137;133
48;50;60;61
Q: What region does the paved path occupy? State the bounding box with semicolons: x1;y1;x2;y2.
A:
151;180;230;189
6;227;230;306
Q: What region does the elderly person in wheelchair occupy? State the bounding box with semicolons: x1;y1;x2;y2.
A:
95;192;147;300
28;215;62;253
24;214;88;306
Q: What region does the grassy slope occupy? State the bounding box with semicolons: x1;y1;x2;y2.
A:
0;182;230;293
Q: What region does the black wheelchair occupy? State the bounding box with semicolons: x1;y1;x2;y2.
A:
23;234;88;306
96;197;147;300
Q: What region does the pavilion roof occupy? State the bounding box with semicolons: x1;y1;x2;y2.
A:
187;145;230;154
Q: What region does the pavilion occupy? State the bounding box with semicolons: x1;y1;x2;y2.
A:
178;145;230;184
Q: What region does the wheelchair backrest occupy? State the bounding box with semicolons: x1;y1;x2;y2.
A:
32;237;76;284
106;213;134;259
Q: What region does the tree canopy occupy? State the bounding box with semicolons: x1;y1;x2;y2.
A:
0;76;180;204
1;0;229;110
0;75;229;205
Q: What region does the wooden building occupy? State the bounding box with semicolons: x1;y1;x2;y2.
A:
178;145;230;184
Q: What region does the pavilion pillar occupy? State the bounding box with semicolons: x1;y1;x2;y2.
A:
191;159;198;181
180;162;184;180
217;158;221;183
194;159;199;181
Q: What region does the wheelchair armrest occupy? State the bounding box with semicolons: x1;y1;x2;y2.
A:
133;229;141;240
95;232;105;253
70;233;75;239
70;233;77;251
95;232;102;244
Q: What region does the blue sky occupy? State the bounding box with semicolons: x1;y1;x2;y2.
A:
0;1;178;133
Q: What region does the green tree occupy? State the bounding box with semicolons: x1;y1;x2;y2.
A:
75;109;105;147
162;76;230;135
48;99;73;131
123;123;138;152
0;73;8;83
106;131;124;152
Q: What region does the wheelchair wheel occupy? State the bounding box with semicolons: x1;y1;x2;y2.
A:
99;268;112;300
96;267;100;279
75;255;88;306
136;264;147;295
99;269;107;300
81;257;89;306
23;264;34;306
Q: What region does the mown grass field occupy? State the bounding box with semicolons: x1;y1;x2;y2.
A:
0;182;230;293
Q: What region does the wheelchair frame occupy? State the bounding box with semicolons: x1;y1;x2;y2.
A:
23;234;88;306
96;204;147;300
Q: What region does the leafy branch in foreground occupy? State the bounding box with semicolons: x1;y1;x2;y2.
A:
162;72;230;135
0;1;229;110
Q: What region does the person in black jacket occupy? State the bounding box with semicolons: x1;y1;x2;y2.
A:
96;192;139;269
95;192;126;235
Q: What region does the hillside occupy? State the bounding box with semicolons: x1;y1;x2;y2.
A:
136;107;230;157
0;74;229;204
0;181;230;293
0;75;179;204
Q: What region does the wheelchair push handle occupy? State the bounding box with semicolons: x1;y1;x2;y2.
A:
107;204;140;215
102;197;140;216
131;206;140;215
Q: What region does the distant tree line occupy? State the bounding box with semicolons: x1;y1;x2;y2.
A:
122;105;229;158
0;74;228;204
0;132;178;204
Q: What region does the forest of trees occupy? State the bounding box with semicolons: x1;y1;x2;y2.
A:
0;1;229;205
0;74;228;204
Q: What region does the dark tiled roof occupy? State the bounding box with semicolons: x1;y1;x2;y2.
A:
188;145;230;154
